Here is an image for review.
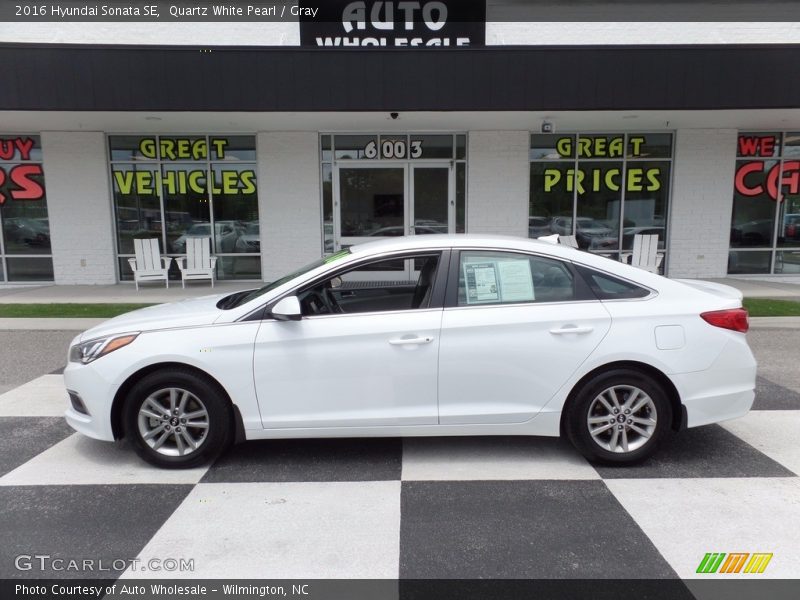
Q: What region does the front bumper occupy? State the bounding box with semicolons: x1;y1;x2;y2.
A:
63;362;119;442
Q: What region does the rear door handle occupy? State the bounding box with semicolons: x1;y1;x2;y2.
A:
549;325;594;335
388;336;434;346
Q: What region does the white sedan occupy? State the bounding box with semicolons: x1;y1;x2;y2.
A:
64;235;756;468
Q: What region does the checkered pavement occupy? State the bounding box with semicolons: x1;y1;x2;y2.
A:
1;370;799;582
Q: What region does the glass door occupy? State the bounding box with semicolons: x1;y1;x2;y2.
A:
335;163;409;280
333;161;454;280
335;163;408;247
411;163;453;235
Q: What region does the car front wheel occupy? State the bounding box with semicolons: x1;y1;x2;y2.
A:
124;369;232;468
565;369;672;465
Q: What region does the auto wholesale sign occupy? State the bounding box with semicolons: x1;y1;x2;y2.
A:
299;0;486;48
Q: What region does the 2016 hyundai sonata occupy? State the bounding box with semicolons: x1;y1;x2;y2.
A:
64;235;756;468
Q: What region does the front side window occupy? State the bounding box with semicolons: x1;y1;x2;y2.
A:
298;253;441;316
457;251;576;306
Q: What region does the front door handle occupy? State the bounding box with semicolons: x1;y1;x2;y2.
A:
549;325;594;335
388;336;434;346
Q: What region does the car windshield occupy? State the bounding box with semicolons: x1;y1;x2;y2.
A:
222;249;351;309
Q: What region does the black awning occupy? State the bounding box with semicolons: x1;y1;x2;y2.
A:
1;43;798;112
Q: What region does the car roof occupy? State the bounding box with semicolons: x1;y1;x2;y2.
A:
345;233;665;283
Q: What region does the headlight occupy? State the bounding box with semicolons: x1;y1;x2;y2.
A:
69;333;139;364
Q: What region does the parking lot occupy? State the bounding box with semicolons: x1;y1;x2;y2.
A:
0;325;798;585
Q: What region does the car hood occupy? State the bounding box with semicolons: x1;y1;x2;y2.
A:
76;293;229;342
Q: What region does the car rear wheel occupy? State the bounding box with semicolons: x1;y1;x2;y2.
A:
124;369;232;469
566;369;672;465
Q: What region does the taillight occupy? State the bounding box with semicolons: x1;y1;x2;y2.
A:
700;308;749;333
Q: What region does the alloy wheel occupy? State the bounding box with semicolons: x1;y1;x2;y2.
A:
137;387;210;457
586;385;658;453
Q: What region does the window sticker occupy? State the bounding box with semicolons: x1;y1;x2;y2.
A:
464;262;499;304
463;257;536;305
497;259;535;302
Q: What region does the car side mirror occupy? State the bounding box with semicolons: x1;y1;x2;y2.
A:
271;296;302;321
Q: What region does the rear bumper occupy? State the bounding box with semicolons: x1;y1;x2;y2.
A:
671;337;757;428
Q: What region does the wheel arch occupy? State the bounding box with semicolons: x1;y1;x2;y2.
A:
110;361;246;444
559;360;685;436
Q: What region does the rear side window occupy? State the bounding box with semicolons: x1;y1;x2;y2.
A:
457;251;577;306
576;265;651;300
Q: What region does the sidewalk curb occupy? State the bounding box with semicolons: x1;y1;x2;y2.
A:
749;316;800;329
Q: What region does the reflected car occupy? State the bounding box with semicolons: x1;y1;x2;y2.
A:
528;216;551;238
4;217;50;247
551;217;617;249
172;222;242;253
65;235;756;469
367;226;443;236
413;219;448;233
784;214;800;241
730;219;773;246
235;222;260;253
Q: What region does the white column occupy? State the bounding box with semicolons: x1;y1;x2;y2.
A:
467;131;529;238
667;129;737;279
257;132;322;281
41;131;116;284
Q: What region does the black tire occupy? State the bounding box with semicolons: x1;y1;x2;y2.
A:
123;368;233;469
565;369;672;465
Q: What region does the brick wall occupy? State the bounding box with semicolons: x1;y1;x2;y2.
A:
41;131;116;284
257;132;322;282
467;131;529;238
667;129;737;279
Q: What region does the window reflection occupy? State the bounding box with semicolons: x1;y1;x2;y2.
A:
529;133;672;270
0;135;54;281
109;136;260;281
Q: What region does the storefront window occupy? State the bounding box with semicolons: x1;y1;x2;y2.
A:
0;135;54;282
729;132;800;274
109;135;259;281
529;133;673;273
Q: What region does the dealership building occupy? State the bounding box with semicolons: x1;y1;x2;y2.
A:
1;4;799;285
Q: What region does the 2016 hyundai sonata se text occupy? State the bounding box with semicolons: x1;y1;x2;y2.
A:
64;235;756;468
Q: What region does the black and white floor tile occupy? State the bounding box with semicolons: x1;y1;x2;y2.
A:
0;370;798;582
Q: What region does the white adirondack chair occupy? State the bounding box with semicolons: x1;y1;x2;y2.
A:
129;238;172;290
621;233;664;273
176;237;217;288
558;235;580;248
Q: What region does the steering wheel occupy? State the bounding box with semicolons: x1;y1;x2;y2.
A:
323;285;344;314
